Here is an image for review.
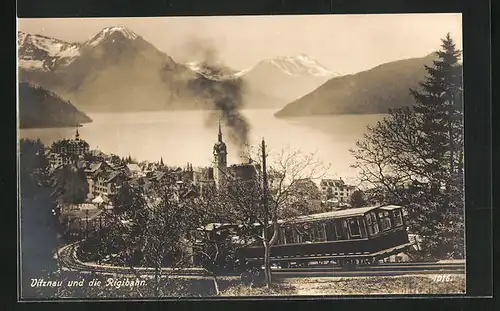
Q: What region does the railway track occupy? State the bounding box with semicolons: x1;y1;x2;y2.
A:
56;243;465;279
272;263;464;278
57;243;212;278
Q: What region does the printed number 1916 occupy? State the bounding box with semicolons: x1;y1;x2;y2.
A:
431;274;454;282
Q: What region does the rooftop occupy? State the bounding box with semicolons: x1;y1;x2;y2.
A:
320;178;355;188
126;163;141;172
200;205;405;230
287;204;404;223
228;163;260;180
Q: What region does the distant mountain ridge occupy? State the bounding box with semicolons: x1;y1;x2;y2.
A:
19;27;433;116
18;83;92;128
18;27;342;111
240;54;338;103
17;27;291;112
266;54;336;77
275;53;438;118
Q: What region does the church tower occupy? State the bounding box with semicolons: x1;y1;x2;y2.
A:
213;119;227;189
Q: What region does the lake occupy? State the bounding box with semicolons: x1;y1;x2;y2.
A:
19;109;386;183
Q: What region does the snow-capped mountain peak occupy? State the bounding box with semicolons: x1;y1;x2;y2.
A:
268;54;335;77
85;26;139;47
17;31;81;71
184;61;248;81
18;31;28;46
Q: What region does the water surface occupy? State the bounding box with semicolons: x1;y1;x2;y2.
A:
20;109;386;182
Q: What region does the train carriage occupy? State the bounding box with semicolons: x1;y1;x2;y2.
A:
194;205;414;271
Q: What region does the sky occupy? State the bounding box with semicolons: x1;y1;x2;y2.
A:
18;14;462;75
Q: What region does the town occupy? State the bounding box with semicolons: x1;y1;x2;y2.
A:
45;122;360;240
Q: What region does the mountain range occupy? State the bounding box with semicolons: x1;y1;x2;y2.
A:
274;53;438;118
18;26;440;118
18;27;333;112
241;55;337;103
18;82;92;128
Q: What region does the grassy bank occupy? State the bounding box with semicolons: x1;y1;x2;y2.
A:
281;275;466;296
218;274;465;296
219;283;297;296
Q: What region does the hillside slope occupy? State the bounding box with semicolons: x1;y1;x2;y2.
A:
275;53;437;118
18;83;92;128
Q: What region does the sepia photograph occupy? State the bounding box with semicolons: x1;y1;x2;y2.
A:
17;13;465;299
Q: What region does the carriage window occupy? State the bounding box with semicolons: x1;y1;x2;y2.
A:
294;224;305;243
365;213;380;236
313;223;327;242
342;220;350;239
309;223;316;241
379;211;392;231
321;223;328;241
393;209;403;227
301;224;312;242
326;221;337;241
292;225;302;243
335;219;349;240
348;218;361;237
277;227;285;244
359;218;367;237
284;226;294;243
334;220;343;239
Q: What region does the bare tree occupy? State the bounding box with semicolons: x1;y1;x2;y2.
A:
207;141;329;288
78;175;214;297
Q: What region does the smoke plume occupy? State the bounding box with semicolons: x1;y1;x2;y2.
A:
181;37;250;156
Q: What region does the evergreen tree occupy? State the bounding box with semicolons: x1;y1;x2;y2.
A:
410;33;463;182
349;190;367;209
19;139;49;196
50;164;89;205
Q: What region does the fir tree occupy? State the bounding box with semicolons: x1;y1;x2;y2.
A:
410;33;463;182
50;164;89;205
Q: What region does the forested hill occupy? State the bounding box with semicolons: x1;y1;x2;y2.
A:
18;83;92;129
275;53;438;118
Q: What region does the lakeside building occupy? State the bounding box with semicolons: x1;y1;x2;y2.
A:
46;152;73;168
50;128;90;156
84;161;127;203
47;128;90;169
320;178;356;205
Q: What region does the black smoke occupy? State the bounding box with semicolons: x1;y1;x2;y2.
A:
181;37;250;156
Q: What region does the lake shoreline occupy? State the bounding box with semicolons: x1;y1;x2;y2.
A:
19;110;384;182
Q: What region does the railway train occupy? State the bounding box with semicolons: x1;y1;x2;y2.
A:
193;204;415;271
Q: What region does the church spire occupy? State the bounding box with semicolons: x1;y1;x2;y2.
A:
218;118;223;143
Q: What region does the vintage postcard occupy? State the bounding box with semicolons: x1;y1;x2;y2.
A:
17;14;465;299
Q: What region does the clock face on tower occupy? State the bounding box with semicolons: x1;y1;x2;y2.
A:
214;142;227;154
